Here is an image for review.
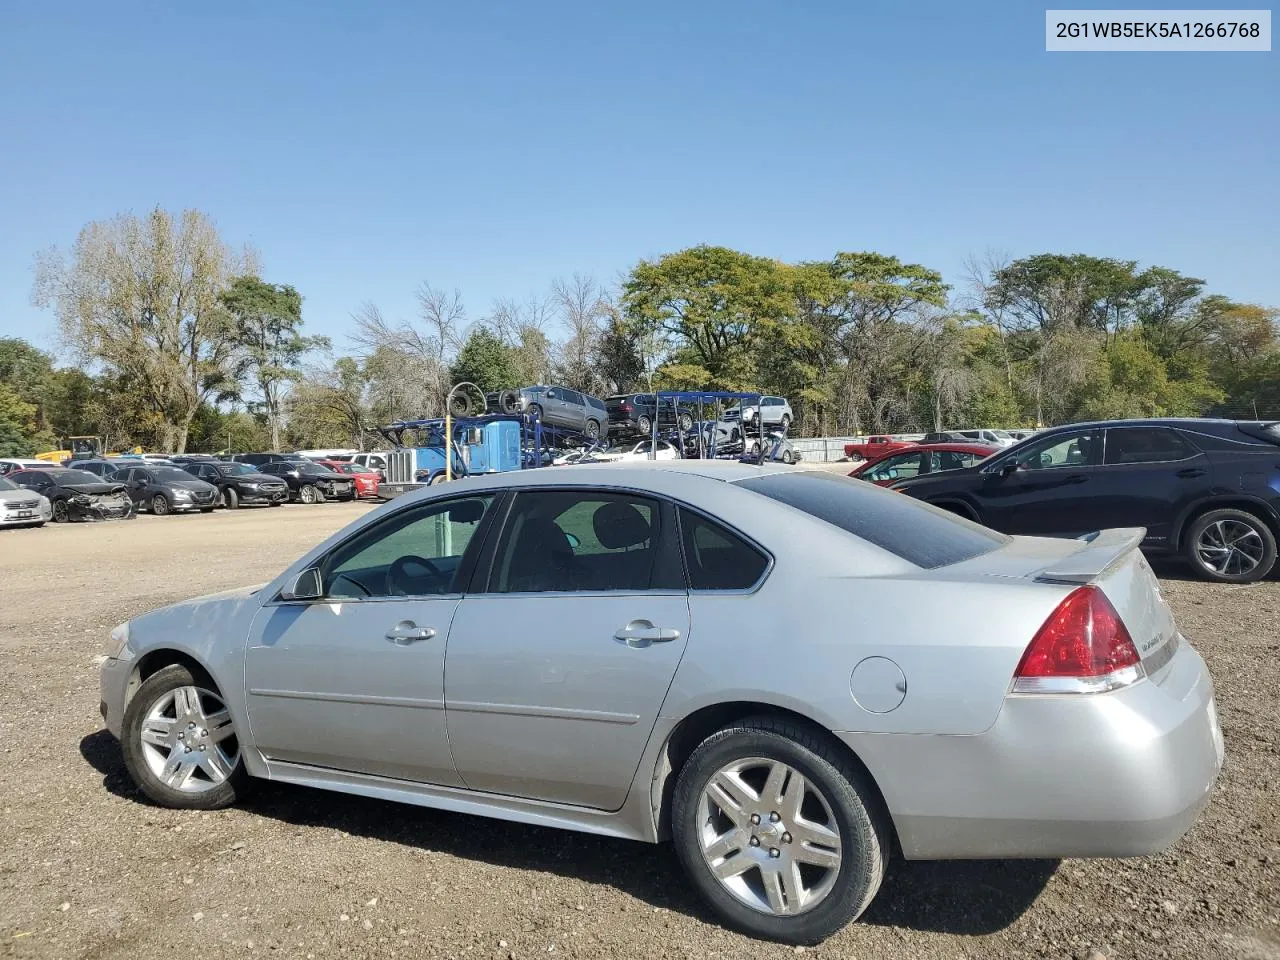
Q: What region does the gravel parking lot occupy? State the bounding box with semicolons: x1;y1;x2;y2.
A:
1;504;1277;960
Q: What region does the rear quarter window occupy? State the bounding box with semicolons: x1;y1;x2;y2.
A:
736;471;1007;569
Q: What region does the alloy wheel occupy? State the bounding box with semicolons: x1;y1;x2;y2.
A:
152;494;169;515
138;685;239;794
52;500;69;522
1196;519;1265;577
697;757;842;917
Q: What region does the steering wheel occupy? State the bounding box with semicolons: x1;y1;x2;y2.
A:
387;554;447;596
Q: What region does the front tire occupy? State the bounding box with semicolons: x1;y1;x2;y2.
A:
151;493;170;516
678;412;694;432
526;402;543;421
222;487;239;510
298;484;317;504
671;717;889;944
1184;508;1276;583
585;418;601;440
51;500;69;523
121;664;249;810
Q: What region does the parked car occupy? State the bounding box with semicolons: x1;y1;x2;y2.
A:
332;462;381;498
606;394;696;436
63;459;123;478
920;431;972;444
953;428;1017;448
892;418;1280;583
495;386;609;440
741;432;802;464
170;454;220;466
843;436;915;460
591;438;681;462
181;461;290;509
0;475;51;527
100;462;1221;944
850;442;999;485
348;451;391;479
114;464;219;515
9;468;135;522
232;452;314;468
0;458;48;477
723;396;793;430
258;461;357;503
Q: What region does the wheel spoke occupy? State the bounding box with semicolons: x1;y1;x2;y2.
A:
205;709;235;743
793;838;842;870
778;770;807;823
702;829;743;864
140;717;174;747
710;850;754;881
760;761;788;808
201;749;233;783
171;686;199;721
707;772;753;826
159;751;187;786
761;867;789;914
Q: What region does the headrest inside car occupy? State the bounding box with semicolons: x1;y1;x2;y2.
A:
593;501;651;550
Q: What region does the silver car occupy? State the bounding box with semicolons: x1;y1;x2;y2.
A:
99;462;1222;944
0;475;51;527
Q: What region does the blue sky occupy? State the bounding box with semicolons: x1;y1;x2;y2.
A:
1;1;1275;357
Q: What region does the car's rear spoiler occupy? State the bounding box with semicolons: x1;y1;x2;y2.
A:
1033;527;1147;584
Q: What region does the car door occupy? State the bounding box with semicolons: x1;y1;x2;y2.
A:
444;488;690;810
976;429;1104;536
243;493;499;784
1093;426;1207;545
117;468;145;505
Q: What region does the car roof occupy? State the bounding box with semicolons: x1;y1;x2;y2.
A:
1038;417;1248;432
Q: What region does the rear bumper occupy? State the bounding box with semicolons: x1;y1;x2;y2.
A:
845;641;1223;860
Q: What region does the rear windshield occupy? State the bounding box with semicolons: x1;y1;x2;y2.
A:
736;471;1008;569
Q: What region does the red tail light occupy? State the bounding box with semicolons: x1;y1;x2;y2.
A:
1012;586;1143;694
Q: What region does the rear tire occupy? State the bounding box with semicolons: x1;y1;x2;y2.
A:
637;415;652;435
526;402;543;421
585;419;601;440
671;716;889;944
1184;508;1276;583
678;412;694;432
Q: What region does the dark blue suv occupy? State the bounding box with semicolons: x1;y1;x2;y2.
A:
891;418;1280;583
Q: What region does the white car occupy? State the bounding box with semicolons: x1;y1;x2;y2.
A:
955;429;1017;448
0;457;49;477
726;396;793;430
592;439;681;462
0;475;51;527
348;451;391;478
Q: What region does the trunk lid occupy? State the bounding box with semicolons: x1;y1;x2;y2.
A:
950;527;1180;675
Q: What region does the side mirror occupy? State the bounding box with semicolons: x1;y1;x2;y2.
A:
281;568;323;602
999;460;1020;477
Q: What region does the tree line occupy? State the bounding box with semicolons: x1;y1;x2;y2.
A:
2;206;1276;457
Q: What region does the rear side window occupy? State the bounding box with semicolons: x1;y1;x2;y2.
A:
1237;422;1280;446
737;472;1007;569
1104;427;1196;464
679;508;769;590
587;396;606;411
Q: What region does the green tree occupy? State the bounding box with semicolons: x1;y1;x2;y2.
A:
0;383;39;456
987;254;1142;334
622;246;792;388
449;328;516;394
595;316;645;392
32;207;251;452
220;275;328;450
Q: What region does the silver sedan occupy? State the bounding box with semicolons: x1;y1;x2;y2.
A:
98;461;1222;944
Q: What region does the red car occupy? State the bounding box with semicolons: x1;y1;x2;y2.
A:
843;435;917;460
331;462;381;498
848;442;999;485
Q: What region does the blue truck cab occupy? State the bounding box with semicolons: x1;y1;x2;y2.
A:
379;418;523;498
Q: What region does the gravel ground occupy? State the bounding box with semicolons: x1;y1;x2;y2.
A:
0;504;1277;960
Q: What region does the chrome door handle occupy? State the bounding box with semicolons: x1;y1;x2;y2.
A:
385;621;436;645
1176;468;1206;479
614;620;681;648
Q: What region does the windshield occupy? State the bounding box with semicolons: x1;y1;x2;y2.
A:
990;430;1013;439
151;467;195;481
0;477;16;491
58;470;103;484
299;464;332;476
217;463;256;476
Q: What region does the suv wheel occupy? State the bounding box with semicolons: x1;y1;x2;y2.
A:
637;415;653;435
585;419;601;440
1185;508;1276;583
121;664;248;810
671;716;888;944
678;412;694;432
781;414;792;431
